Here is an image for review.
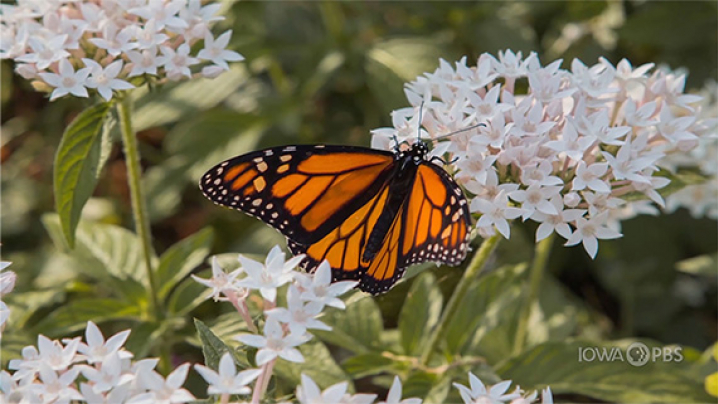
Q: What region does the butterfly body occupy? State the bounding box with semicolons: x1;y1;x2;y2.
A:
200;142;471;295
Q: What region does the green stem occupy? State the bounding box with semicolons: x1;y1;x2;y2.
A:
117;97;161;318
420;234;501;366
512;234;554;355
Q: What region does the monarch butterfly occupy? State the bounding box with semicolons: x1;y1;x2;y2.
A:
199;141;472;294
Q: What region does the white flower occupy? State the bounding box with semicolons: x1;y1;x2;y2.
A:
656;102;698;144
15;35;69;70
0;261;16;295
509;184;563;220
236;245;304;302
198;30;244;70
491;49;531;79
267;285;331;335
134;19;169;49
296;374;349;404
297;261;357;309
127;46;163;77
602;137;659;185
235;317;307;365
531;196;586;241
76;321;132;364
571;161;610;193
377;376;422;404
544;121;595;162
89;24;138;57
38;58;90;101
83;59;135;101
468;85;512;121
192;256;243;301
180;0;224;40
519;160;563;187
622;99;657;127
194;352;261;396
160;43;199;79
81;382;133;404
453;372;521;404
36;334;80;371
78;352;134;394
129;364;195;404
129;0;188;31
471;191;524;239
36;365;83;403
564;212;622;258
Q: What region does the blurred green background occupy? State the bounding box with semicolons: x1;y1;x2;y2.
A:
1;0;716;398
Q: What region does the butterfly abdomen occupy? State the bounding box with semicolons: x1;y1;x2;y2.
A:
362;153;420;262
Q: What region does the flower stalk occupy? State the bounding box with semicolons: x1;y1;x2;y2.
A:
117;97;160;318
512;233;554;355
420;234;501;366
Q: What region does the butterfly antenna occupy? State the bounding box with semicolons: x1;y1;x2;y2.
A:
433;122;486;141
391;134;401;151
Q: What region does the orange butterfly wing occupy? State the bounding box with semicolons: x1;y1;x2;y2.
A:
200;145;395;244
288;161;471;294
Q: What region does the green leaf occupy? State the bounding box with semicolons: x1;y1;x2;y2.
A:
313;294;383;353
445;264;525;357
156;228;214;299
132;64;249;131
497;340;712;403
365;37;454;111
42;214;155;288
274;340;351;391
33;298;141;337
53;102;113;248
195;319;249;370
342;353;396;378
403;371;452;404
167;276;211;316
399;272;443;356
165;110;264;181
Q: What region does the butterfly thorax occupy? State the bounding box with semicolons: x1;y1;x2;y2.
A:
362;142;427;262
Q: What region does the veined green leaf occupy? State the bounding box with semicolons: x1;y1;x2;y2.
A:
399;272;443;356
33;298;141;337
53;102;113;248
342;353;397;378
157;228;214;299
42;214;156;290
167;276;211;316
195;319;249;370
132;64;249;131
274;340;351;391
313;294;383;353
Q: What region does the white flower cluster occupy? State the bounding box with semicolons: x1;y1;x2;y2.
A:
294;371;553;404
192;245;358;402
1;0;244;101
1;321;196;404
372;50;714;258
0;261;16;333
663;80;718;219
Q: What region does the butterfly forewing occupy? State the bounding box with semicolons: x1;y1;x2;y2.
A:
199;145;395;244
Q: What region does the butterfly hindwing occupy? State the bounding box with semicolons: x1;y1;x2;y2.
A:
200;145;395;244
399;163;471;267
